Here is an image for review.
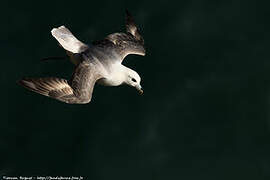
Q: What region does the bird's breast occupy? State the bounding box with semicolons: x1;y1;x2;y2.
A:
97;78;123;86
97;64;125;86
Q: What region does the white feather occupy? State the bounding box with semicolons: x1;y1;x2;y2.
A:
51;25;87;53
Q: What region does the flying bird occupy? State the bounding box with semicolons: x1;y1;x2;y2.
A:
18;10;145;104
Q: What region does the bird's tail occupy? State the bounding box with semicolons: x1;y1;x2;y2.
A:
51;26;88;53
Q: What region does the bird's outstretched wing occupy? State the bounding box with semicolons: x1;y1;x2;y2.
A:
18;61;103;104
125;9;144;43
98;10;145;62
51;26;89;54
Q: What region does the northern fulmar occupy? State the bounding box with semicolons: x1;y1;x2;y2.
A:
18;10;145;104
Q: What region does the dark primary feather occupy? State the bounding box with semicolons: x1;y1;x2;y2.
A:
104;32;145;61
18;61;102;104
90;10;145;62
125;9;144;44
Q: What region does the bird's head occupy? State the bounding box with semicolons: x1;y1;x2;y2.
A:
124;68;143;94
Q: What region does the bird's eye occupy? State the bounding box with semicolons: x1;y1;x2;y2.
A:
131;78;137;82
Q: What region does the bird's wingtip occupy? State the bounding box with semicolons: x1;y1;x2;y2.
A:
17;78;37;90
16;78;26;86
125;9;133;19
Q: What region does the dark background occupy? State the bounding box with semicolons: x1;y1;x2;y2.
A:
1;0;270;179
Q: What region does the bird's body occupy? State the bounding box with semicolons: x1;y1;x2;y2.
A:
18;10;145;104
79;48;128;87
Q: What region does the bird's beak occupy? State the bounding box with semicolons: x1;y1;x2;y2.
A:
136;85;143;95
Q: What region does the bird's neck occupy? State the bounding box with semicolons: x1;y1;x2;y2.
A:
99;64;129;86
114;64;130;83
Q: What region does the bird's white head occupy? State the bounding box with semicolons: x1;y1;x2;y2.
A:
124;68;143;94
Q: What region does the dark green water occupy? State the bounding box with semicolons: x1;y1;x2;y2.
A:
2;0;270;179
